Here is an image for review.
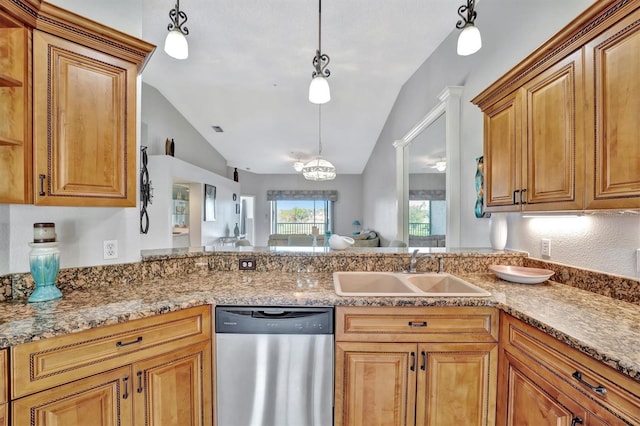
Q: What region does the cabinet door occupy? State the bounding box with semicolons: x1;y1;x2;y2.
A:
505;362;577;426
522;50;584;211
12;366;133;426
335;342;417;426
415;343;497;426
499;351;613;426
584;7;640;209
32;29;137;207
133;342;212;426
483;92;522;211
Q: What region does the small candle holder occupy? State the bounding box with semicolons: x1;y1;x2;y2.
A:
28;223;62;303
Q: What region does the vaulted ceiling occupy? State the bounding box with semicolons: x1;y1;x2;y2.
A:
141;0;458;174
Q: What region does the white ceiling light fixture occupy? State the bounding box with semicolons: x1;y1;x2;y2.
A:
456;0;482;56
303;106;336;181
308;0;331;104
434;160;447;172
164;1;190;60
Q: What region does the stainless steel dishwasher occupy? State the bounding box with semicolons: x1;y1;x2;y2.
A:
215;306;334;426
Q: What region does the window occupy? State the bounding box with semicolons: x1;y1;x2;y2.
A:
271;199;332;235
266;190;337;235
408;200;446;236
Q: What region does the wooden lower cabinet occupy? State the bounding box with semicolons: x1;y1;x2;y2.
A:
0;349;7;426
334;307;498;426
416;343;496;426
10;306;213;426
12;366;133;426
336;342;417;426
133;342;211;426
498;312;639;426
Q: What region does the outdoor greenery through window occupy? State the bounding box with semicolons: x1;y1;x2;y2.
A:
409;200;446;236
271;200;332;235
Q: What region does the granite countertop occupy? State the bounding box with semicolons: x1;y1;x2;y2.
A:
0;270;637;382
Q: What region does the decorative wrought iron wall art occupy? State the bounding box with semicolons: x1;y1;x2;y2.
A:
140;146;154;233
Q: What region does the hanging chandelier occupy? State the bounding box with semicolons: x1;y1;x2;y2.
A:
164;0;190;59
309;0;331;104
303;106;336;180
456;0;482;56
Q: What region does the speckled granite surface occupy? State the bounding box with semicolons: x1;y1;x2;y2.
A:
0;266;638;383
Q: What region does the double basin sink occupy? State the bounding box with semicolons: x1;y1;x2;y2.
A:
333;271;490;297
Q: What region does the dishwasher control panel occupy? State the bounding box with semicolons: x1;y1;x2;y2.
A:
215;306;334;334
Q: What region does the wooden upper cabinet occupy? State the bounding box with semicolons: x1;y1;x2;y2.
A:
522;50;584;211
474;0;639;213
481;50;583;213
483;92;522;211
584;6;640;209
0;0;154;206
0;11;32;204
32;29;136;206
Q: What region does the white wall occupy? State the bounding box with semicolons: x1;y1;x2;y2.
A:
142;84;228;176
409;174;445;191
363;0;640;278
140;156;240;250
236;169;363;246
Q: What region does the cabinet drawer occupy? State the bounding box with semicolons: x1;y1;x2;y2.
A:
501;313;640;425
336;306;498;342
11;305;211;398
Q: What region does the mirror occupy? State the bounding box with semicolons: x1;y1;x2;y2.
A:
407;116;447;247
394;86;463;247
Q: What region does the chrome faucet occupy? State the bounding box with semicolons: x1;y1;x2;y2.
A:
408;249;431;273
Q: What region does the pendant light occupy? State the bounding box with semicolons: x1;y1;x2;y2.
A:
456;0;482;56
164;0;190;60
309;0;331;104
303;106;336;180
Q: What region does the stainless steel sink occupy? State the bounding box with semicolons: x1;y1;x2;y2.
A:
333;271;490;297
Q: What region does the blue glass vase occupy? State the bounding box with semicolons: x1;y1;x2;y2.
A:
28;242;62;303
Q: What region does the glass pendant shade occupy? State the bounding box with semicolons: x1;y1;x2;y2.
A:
435;161;447;172
457;24;481;56
164;29;189;59
309;76;331;104
302;157;336;181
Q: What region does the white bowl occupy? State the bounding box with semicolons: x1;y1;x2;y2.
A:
329;235;354;250
489;265;554;284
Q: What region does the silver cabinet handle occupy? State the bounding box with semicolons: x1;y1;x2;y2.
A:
408;321;427;328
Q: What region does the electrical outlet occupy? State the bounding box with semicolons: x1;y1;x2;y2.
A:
103;240;118;260
239;258;256;270
541;239;551;257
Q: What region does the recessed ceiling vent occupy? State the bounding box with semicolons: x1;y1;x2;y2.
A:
212;126;224;133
